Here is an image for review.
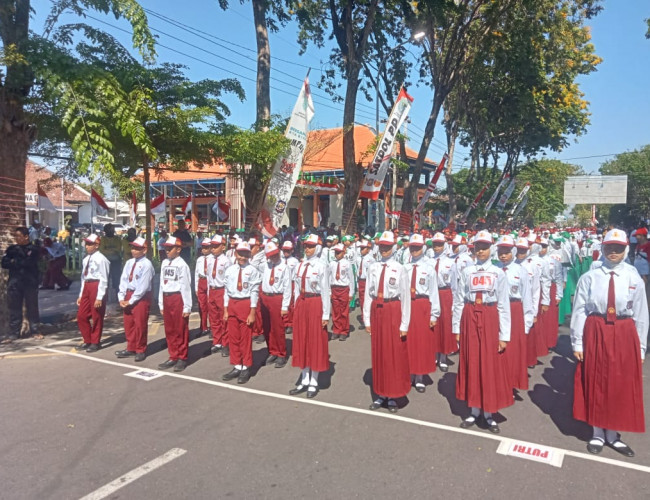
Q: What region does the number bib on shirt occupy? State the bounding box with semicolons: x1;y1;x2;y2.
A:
163;267;178;281
469;272;496;293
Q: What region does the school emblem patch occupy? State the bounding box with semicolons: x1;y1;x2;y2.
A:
511;286;518;294
419;278;426;285
389;277;396;286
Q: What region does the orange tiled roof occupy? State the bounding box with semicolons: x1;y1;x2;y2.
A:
26;161;89;207
147;159;228;182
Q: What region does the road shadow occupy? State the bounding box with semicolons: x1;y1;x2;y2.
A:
437;372;467;419
187;339;213;366
361;368;409;409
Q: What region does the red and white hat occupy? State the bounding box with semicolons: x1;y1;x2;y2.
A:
303;234;319;246
527;232;538;244
201;237;212;247
496;235;515;247
129;236;147;249
409;234;424;247
539;237;549;246
84;234;101;244
332;243;345;253
211;234;224;245
602;229;628;246
358;239;370;248
236;241;251;252
431;232;446;243
451;234;467;246
281;240;294;250
163;235;182;247
515;237;529;249
473;230;492;244
248;238;260;247
264;241;279;257
378;231;395;245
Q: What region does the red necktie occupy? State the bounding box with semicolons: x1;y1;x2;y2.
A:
269;264;275;286
606;271;616;323
212;259;217;278
128;261;136;282
410;264;417;299
475;290;483;305
359;258;364;277
237;267;243;291
301;263;310;296
377;264;387;304
336;261;341;281
84;258;90;277
203;257;207;275
435;258;440;274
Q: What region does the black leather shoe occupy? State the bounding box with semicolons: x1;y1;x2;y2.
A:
387;400;398;413
369;399;385;410
285;327;293;335
289;384;308;395
134;352;146;362
221;347;230;357
158;359;177;370
80;343;90;349
253;335;265;344
306;386;319;398
237;369;251;384
222;368;241;381
274;357;287;368
485;418;500;434
210;345;222;354
330;334;339;341
438;362;449;373
338;335;347;341
608;440;634;457
86;344;100;353
415;385;426;393
587;439;604;454
115;350;136;358
173;359;187;372
460;416;476;429
265;354;278;365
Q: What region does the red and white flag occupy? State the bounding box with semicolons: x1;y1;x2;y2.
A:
130;191;137;227
91;188;109;216
37;185;57;213
182;193;193;215
150;193;166;215
415;152;447;215
212;196;230;222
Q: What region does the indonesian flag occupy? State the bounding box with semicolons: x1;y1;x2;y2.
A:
150;193;166;215
130;191;137;227
91;188;109;216
182;193;193;215
37;185;57;213
212;196;230;222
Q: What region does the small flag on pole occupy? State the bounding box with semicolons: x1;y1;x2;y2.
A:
37;185;57;213
150;193;166;215
212;196;230;222
130;191;137;227
91;189;110;216
182;194;193;215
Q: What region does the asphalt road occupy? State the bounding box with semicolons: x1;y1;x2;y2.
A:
1;311;649;499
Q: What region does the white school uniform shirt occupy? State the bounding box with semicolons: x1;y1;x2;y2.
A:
158;256;193;314
79;251;110;301
329;257;355;297
118;256;154;305
362;257;411;332
207;253;230;289
495;261;534;334
357;252;375;281
404;256;441;322
542;253;564;301
570;262;649;358
516;257;542;316
194;254;211;293
261;259;292;296
528;254;551;306
223;262;262;308
450;250;474;290
283;255;300;272
451;259;511;341
250;251;267;274
430;253;455;289
290;254;331;320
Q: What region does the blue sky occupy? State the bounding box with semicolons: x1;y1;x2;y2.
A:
31;0;650;176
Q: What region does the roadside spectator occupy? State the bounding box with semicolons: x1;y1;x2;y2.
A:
41;237;72;290
173;219;193;264
158;230;168;261
99;223;123;299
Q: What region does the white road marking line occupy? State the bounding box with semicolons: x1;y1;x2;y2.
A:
79;447;186;500
40;346;650;475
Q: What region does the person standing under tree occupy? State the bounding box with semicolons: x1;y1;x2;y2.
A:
2;227;41;342
99;223;123;302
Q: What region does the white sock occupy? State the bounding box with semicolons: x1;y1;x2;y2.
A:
592;426;605;442
235;364;242;370
301;368;310;386
241;365;249;371
605;429;620;444
310;371;319;387
470;407;480;418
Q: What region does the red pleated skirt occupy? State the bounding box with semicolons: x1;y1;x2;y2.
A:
433;288;457;355
503;301;528;390
407;297;436;375
545;283;560;349
456;303;513;413
292;295;330;372
573;316;645;432
371;300;411;398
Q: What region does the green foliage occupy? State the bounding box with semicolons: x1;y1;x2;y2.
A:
599;145;650;222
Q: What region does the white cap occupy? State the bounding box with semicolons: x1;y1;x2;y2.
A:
129;236;147;249
451;234;467;245
358;240;370;248
332;243;345;253
236;241;251;252
431;232;446;243
84;234;101;244
539;237;549;245
409;234;424;247
201;237;212;247
163;236;181;247
515;237;529;249
248;238;259;247
473;230;492;244
602;229;628;246
303;234;319;246
264;241;279;256
211;234;224;245
377;231;395;245
527;232;537;243
496;235;515;247
281;240;294;250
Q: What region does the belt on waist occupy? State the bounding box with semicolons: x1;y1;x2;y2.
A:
377;297;400;303
331;285;348;289
301;293;320;298
198;275;207;279
589;313;631;321
262;292;283;296
209;286;224;290
438;286;450;290
358;278;366;282
230;297;251;302
465;300;496;306
412;295;429;300
510;298;521;303
84;279;99;283
163;291;181;297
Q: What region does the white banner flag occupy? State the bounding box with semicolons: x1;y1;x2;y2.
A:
259;76;315;237
484;174;510;214
415;153;447;215
360;87;414;200
496;179;517;213
508;183;532;216
512;195;528;218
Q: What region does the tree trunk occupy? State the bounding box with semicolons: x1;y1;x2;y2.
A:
143;157;152;258
445;135;457;223
341;75;363;234
399;91;444;231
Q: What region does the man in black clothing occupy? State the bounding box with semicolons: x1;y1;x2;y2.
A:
173;219;193;264
2;227;41;341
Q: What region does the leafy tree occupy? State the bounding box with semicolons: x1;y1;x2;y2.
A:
599;145;650;223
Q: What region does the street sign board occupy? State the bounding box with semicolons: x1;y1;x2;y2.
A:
563;175;627;204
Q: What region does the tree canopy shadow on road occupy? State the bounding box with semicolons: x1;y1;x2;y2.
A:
437;372;469;420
